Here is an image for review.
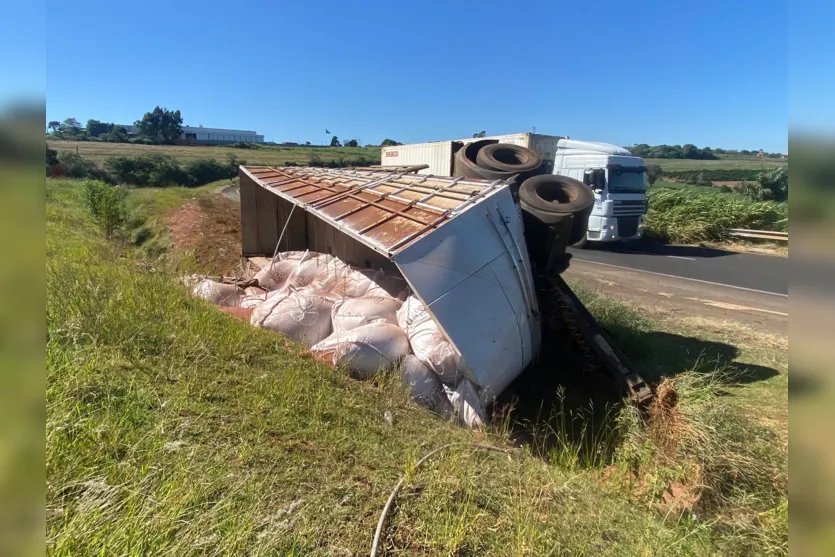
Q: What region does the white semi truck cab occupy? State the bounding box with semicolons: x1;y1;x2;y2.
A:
551;139;647;246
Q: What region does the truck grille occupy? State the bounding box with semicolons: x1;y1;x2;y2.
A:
612;200;646;216
618;217;639;238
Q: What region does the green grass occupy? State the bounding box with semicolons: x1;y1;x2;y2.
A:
645;185;788;244
47;178;788;555
48;140;381;167
646;157;788;171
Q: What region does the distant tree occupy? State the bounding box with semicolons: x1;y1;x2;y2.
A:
344;138;358;147
47;120;61;133
646;164;663;186
134;106;183;144
104;125;128;143
329;136;341;147
86;119;110;138
380;139;401;147
305;141;311;145
60;117;82;137
756;168;788;202
472;130;487;138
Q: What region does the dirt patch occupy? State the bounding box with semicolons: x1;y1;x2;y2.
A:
166;195;244;275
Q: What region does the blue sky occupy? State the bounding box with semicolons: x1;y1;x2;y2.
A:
23;1;800;151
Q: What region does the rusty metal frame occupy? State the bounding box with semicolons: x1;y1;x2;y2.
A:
241;165;514;256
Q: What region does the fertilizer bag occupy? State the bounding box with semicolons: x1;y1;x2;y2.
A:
250;287;334;346
400;355;453;418
253;250;308;291
191;280;245;307
331;296;400;332
397;296;461;383
311;323;410;378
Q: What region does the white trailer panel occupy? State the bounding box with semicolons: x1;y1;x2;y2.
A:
381;142;453;176
382;133;567;176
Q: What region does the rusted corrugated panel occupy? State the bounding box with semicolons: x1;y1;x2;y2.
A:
240;166;506;256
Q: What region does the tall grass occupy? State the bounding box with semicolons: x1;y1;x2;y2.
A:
645;187;788;243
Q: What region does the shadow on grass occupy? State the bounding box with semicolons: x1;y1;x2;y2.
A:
604;324;779;384
497;321;780;466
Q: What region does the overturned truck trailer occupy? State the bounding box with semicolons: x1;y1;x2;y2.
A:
240;165;541;402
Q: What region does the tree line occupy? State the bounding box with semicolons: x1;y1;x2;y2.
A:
627;143;785;160
48;106;186;145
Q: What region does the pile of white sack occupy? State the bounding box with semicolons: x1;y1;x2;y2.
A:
189;250;487;427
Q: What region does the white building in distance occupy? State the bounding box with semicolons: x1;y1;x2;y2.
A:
118;124;264;144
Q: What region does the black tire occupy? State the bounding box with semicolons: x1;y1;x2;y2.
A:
519;174;595;245
476;143;542;173
570;236;588;249
453;139;512;181
519;174;594;215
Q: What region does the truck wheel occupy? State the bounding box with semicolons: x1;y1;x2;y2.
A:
519;175;594;245
476;143;542;173
453;139;510;180
571;236;588;249
519;174;594;216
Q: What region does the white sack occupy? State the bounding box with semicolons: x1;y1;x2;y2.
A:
400;355;453;418
287;252;344;289
305;265;371;299
250;287;334;346
245;286;266;297
238;286;269;309
311;323;410;378
191;280;245;307
364;271;409;301
253;250;308;291
331;296;400;333
445;379;487;428
397;296;461;383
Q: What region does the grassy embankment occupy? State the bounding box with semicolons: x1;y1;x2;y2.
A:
46;177;787;555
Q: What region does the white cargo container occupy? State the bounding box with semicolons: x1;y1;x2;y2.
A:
382;133;565;176
382;133;647;246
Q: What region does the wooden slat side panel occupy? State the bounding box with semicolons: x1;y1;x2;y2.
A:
240;172;260;256
254;182;279;255
274;195;307;254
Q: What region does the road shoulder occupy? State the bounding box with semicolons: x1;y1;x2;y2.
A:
564;258;788;338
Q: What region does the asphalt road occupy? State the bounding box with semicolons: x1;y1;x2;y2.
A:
567;243;788;296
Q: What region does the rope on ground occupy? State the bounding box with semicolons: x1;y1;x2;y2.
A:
369;442;511;557
269;202;298;271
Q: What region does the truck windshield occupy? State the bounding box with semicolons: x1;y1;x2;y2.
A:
607;169;646;193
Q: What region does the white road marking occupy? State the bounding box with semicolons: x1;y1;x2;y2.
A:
666;255;696;260
571;258;789;298
685;297;789;316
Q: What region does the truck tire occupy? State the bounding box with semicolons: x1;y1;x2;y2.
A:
453;139;506;180
519;174;594;216
476;143;542;174
570;236;588;249
519;174;594;245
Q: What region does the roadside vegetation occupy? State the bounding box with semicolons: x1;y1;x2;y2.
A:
645;186;787;244
643;166;788;244
46;177;788;555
